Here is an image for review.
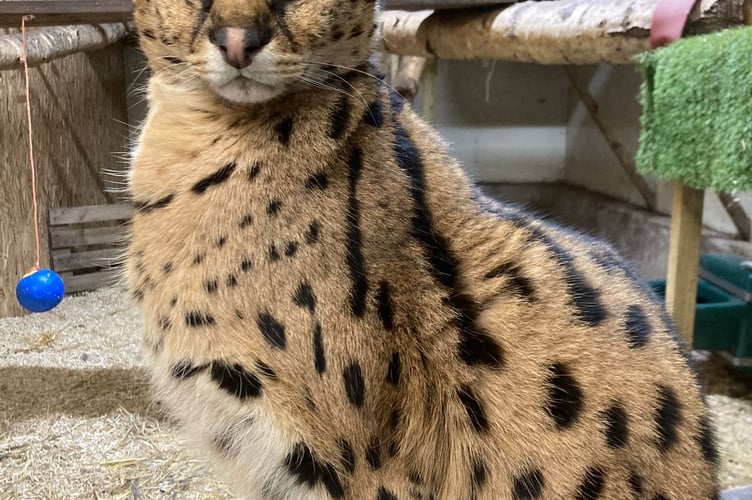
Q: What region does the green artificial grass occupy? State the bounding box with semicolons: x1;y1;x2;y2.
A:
637;27;752;192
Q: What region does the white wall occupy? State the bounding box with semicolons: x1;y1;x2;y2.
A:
425;60;752;239
422;60;568;184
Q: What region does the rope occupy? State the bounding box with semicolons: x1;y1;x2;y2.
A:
21;15;41;270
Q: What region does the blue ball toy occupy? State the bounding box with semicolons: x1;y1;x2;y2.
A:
16;268;65;313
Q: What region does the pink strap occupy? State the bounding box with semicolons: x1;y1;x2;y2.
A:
651;0;699;49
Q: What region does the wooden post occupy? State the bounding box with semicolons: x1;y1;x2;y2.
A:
666;182;705;348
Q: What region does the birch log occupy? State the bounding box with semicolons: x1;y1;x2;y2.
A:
381;0;750;64
393;56;428;101
0;23;128;71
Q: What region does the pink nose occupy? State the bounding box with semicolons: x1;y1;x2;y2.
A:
209;26;268;69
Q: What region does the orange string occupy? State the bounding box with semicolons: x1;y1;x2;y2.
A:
21;16;41;270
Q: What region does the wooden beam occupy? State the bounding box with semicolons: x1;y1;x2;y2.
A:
565;67;655;208
666;183;705;349
718;192;751;241
0;23;128;71
381;0;749;64
0;1;133;29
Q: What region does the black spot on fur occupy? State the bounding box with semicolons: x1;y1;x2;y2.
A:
293;280;317;313
545;363;583;429
257;312;286;349
513;467;544;499
575;467;605;500
695;414;719;464
162;262;174;275
210;362;262;399
239;213;253;228
473;457;488;491
377;487;398;500
364;99;384;128
320;463;344;498
241;258;253;272
193;253;205;265
393;121;504;369
343;362;365;408
387;352;400;386
248;162;261;182
192;162;237;194
345;148;368;317
285;443;344;498
624;305;652;348
458;385;489;433
269;245;281;262
628;471;643;496
275;117;294;145
159;316;171;330
306;220;321;244
186;311;215;327
204;278;218;294
285;443;318;487
171;360;207;379
485;262;535;300
306;172;329;190
564;265;606;325
603;402;629;448
340;439;356;474
376;281;395;331
652;494;668;500
134;193;175;214
655;385;682;452
304;386;316;410
493;215;606;326
227;274;238;287
215;235;227;248
312;322;326;374
456;311;505;368
366;437;382;470
256;360;277;379
285;241;299;257
267;200;283;217
329;95;351;139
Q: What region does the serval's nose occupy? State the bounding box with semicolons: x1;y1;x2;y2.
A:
209;26;270;69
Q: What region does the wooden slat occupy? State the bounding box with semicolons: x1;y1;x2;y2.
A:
63;270;121;293
666;183;705;348
0;1;133;29
49;203;132;226
50;224;127;249
52;248;122;273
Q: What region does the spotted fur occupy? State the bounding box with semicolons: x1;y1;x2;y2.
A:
129;0;719;498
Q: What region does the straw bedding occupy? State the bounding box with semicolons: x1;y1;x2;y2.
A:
1;287;750;498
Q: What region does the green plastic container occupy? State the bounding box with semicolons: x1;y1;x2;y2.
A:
650;254;752;374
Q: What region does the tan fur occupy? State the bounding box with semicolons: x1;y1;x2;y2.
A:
128;1;719;498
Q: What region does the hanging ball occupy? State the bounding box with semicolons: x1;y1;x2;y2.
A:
16;268;65;313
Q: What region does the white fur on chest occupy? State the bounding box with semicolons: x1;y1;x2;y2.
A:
149;354;329;499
